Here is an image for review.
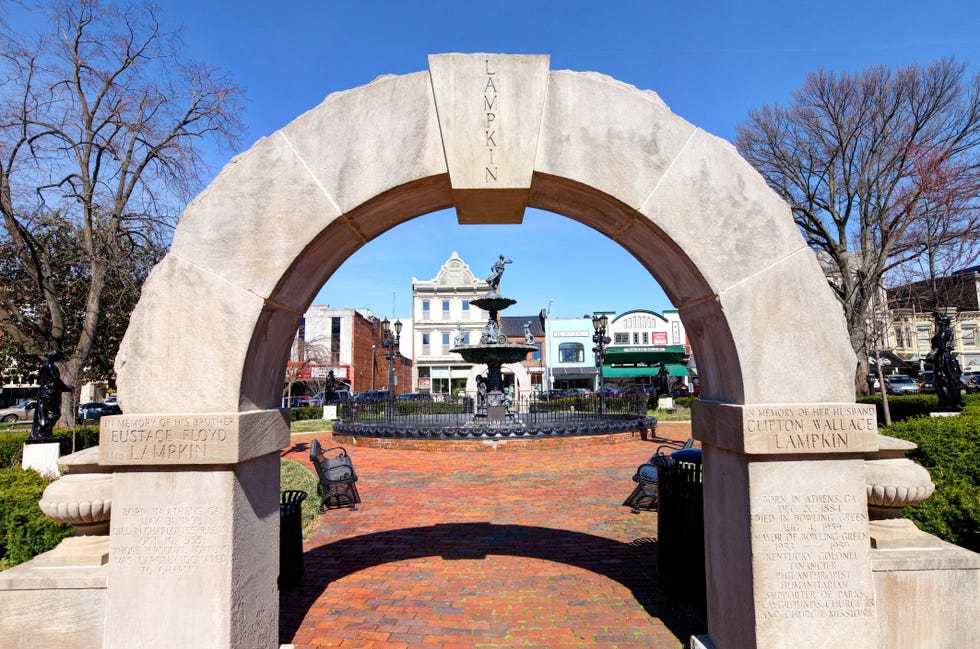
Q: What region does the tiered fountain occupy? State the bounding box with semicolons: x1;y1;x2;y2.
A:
333;255;655;444
450;254;537;423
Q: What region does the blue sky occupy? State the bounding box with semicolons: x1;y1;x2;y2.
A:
19;1;980;320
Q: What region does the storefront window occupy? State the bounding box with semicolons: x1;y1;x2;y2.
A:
962;324;978;348
894;327;905;348
614;332;629;344
559;342;584;363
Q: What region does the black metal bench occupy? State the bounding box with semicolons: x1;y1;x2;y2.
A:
622;438;695;513
309;439;361;511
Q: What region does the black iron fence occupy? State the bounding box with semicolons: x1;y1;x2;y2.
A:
338;392;649;428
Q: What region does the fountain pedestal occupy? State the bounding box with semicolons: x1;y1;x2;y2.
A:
452;292;535;424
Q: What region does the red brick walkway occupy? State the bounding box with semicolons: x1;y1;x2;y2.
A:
279;423;705;648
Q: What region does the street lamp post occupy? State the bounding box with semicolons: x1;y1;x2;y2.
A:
381;317;403;394
370;344;376;390
592;314;610;414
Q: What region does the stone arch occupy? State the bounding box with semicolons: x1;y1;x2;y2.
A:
101;55;880;649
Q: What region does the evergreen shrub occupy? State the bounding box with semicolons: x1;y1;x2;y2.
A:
883;394;980;553
674;396;698;409
0;468;73;569
858;394;938;422
290;406;324;422
0;425;99;468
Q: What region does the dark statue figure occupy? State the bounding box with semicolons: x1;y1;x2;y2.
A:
930;311;965;412
28;350;73;442
486;254;512;293
655;362;671;397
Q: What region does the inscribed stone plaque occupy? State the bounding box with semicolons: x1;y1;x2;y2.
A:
429;53;550;223
105;455;279;648
694;402;878;455
99;410;289;465
749;460;877;647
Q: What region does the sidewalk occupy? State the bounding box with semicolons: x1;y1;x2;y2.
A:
279;422;705;648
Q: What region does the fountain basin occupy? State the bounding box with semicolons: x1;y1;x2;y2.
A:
451;343;538;365
470;295;517;312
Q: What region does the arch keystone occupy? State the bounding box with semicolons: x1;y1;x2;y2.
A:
428;53;550;223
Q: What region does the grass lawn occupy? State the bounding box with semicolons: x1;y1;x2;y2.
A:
290;418;333;434
650;405;692;421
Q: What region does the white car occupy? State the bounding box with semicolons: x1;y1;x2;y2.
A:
884;374;919;395
0;400;37;423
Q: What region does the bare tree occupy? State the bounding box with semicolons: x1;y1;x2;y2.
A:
283;337;331;404
736;59;980;393
0;0;243;423
890;148;980;303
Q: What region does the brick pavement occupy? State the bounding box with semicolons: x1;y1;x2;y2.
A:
279;423;706;648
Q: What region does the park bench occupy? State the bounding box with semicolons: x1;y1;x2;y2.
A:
622;438;695;513
309;439;361;511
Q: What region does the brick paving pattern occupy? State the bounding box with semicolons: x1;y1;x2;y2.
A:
280;423;706;648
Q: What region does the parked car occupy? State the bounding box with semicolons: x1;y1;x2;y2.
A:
884;374;919;395
355;390;391;402
102;402;122;416
539;389;569;400
397;392;434;401
566;388;593;397
0;400;36;423
312;390;351;406
917;371;935;393
280;396;313;408
77;401;121;421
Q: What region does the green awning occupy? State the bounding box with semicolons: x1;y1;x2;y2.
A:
603;345;687;365
602;363;689;378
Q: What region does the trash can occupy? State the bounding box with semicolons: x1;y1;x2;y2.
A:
656;448;705;602
279;489;308;587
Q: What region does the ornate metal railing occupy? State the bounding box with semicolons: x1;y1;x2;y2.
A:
334;392;653;440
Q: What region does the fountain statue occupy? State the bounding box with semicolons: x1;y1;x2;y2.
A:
452;255;536;422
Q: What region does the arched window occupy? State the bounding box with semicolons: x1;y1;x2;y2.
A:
559;342;585;363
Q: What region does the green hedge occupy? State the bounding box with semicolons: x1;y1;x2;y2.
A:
289;406;325;422
0;426;100;469
857;394;940;422
883;394;980;553
0;468;73;569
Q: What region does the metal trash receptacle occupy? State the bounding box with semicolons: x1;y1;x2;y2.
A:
656;448;705;602
279;489;308;587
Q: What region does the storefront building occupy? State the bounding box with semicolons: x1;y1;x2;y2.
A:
411;252;490;396
886;266;980;374
602;309;691;387
544;316;597;391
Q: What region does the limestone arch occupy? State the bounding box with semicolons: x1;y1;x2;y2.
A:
114;56;856;416
102;55;879;649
